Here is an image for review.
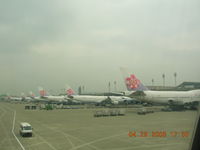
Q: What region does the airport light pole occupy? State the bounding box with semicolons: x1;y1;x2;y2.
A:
78;86;81;95
108;82;111;93
114;81;117;92
82;86;85;93
162;74;165;87
152;79;154;86
174;72;177;86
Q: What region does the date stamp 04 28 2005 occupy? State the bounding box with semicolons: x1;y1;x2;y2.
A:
128;131;190;138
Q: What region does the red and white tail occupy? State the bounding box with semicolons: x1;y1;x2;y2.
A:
38;87;47;97
29;91;35;98
120;67;148;91
65;85;75;96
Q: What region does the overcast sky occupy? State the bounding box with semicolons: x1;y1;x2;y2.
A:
0;0;200;95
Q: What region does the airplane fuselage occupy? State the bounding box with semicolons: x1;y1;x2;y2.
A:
132;89;200;105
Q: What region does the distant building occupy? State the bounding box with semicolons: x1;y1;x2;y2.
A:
78;86;82;95
147;82;200;91
176;82;200;90
147;86;175;91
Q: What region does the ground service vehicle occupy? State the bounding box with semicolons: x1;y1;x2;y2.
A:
19;122;33;137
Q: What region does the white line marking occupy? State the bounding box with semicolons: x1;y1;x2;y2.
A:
48;125;100;150
25;142;46;148
40;122;76;149
12;110;26;150
14;119;58;150
70;132;125;150
62;132;101;150
33;131;58;150
35;120;100;150
0;104;16;149
34;120;76;148
56;130;75;148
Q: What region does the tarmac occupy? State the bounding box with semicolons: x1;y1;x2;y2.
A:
0;102;198;150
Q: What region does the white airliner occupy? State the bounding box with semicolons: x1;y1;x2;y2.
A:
38;87;68;103
21;92;34;102
5;93;24;101
27;91;48;102
121;73;200;106
66;86;133;105
7;96;22;101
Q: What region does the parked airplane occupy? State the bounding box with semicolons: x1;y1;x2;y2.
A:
21;92;33;102
4;93;23;101
38;87;68;103
26;91;48;102
66;86;133;105
121;72;200;107
7;96;22;101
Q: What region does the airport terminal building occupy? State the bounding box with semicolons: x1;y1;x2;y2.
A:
147;82;200;91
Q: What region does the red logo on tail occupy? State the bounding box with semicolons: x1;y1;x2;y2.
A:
125;74;141;90
39;90;46;97
66;89;74;96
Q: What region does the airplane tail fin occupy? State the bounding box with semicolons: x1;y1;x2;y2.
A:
38;87;47;97
65;85;75;96
120;67;148;91
21;92;25;98
6;93;11;99
29;91;35;98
